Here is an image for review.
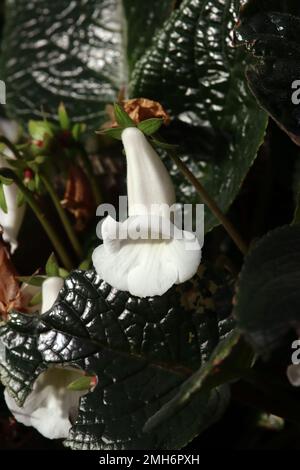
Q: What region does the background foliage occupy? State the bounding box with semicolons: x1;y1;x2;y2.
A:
0;0;300;451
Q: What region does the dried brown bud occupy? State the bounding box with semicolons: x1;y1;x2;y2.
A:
0;241;25;319
103;98;171;129
61;165;96;231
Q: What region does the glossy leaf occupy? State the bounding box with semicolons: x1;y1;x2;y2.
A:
234;225;300;353
131;0;268;231
144;330;254;432
1;0;174;128
235;0;300;145
0;267;233;450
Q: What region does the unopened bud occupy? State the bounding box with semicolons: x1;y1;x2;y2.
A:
23;168;34;183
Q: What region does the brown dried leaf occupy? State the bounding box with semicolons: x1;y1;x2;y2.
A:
0;241;25;320
61;165;96;231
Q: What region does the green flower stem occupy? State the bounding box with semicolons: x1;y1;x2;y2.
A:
40;173;84;260
13;174;73;270
79;147;102;206
158;137;249;255
0;136;22;159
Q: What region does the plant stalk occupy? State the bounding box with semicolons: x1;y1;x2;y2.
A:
40;173;84;260
159;138;249;255
14;175;73;270
79;147;102;206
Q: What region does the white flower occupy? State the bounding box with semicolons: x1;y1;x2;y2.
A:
0;119;19;143
4;368;84;440
4;276;86;440
0;118;25;253
92;127;201;298
41;276;64;313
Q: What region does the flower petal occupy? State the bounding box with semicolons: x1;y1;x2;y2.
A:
93;216;201;297
0;119;24;253
5;368;85;439
122;127;176;218
41;277;64;313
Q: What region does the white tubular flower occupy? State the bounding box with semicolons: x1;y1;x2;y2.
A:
0;119;19;143
0;179;25;253
0;118;25;253
4;368;84;440
92;127;201;298
4;276;85;440
41;276;64;313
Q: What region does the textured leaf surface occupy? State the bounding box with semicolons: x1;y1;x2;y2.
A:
1;0;173;128
234;225;300;353
235;0;300;145
130;0;268;231
1;267;232;450
144;330;253;432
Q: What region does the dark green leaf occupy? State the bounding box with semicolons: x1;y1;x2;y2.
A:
2;1;173;129
45;253;59;277
144;330;254;433
1;266;233;450
234;225;300;353
131;0;268;231
137;118;163;136
235;0;300;145
122;0;175;71
0;313;46;405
